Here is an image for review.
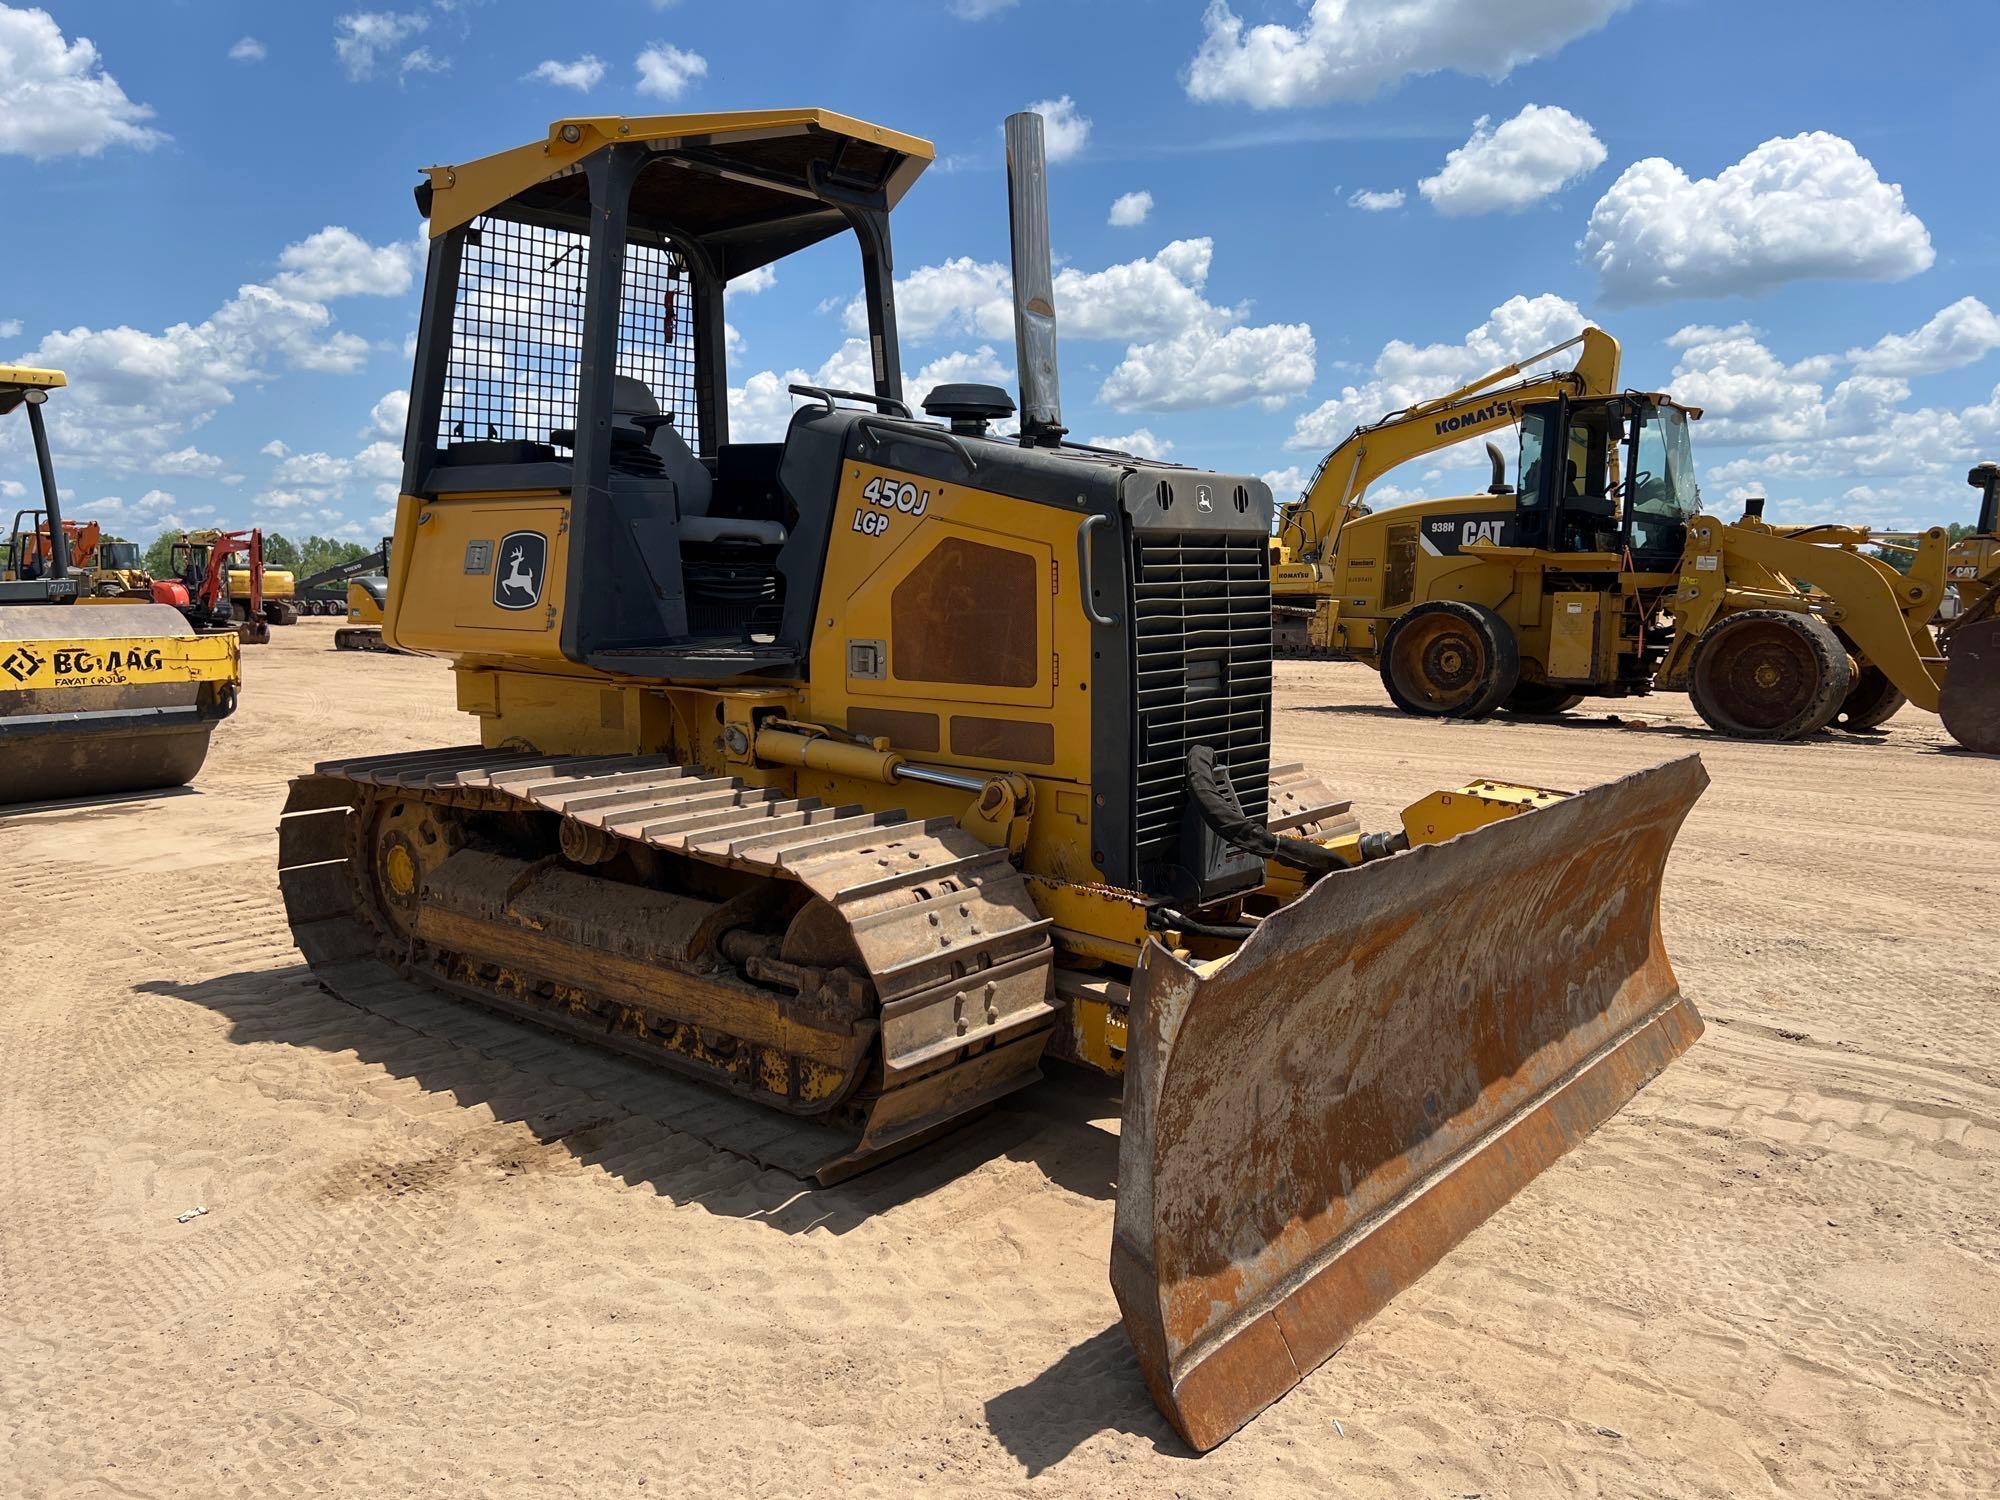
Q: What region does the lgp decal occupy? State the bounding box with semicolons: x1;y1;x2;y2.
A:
851;476;930;539
1418;512;1518;557
493;531;547;610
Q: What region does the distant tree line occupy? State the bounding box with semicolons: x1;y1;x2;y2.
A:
140;529;371;582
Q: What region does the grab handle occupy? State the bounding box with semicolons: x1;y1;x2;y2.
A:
853;415;977;476
1076;514;1119;627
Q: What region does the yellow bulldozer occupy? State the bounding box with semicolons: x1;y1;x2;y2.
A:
1;366;241;803
1275;329;1999;752
276;110;1711;1449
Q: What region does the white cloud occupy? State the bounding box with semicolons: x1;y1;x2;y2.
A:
271;226;419;301
399;47;447;78
0;317;20;339
261;439;290;458
1662;320;1991;499
228;37;267;64
860;237;1308;415
151;447;240;481
1108;190;1153;228
1418;104;1605;216
725;264;776;300
727;368;812;443
1262;465;1310;501
1088;428;1174;459
333;12;427;81
1100;319;1315;412
526;54;605;90
1026;95;1090;162
368;389;409;441
1581;133;1934;303
1846;297;2000;378
864;239;1227;345
1347;188;1405;212
0;4;164;158
636;43;706;100
15;224;389;476
1664;322;1835;446
1186;0;1633;109
1288;292;1588;450
953;0;1018;16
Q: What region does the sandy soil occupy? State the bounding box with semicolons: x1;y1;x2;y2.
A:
3;620;1995;1498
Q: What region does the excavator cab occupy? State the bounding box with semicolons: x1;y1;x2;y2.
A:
1515;394;1702;568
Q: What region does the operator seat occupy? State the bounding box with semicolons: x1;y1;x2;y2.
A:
612;375;785;546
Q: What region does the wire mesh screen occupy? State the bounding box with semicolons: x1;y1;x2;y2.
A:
439;217;702;454
441;216;589;450
616;238;701;449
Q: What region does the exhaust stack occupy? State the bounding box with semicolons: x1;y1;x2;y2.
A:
1004;112;1065;448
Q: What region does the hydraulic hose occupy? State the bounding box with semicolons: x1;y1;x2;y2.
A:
1184;744;1348;878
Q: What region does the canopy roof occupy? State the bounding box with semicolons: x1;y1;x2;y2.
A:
0;364;64;417
421;109;934;275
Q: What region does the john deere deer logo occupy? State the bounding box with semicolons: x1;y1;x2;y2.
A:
492;530;547;611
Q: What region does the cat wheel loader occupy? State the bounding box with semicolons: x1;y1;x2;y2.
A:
1281;336;1999;752
0;367;240;803
276;110;1709;1450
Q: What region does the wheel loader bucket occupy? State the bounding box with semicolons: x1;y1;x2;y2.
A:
1112;755;1707;1451
1940;618;2000;754
0;602;239;805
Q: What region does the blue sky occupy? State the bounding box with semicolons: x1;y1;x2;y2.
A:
3;0;1997;544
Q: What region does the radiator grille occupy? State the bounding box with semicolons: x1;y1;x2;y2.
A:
1130;532;1274;875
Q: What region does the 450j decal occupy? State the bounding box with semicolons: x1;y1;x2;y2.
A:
852;475;931;538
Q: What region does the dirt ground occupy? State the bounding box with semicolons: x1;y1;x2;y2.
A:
3;620;1995;1499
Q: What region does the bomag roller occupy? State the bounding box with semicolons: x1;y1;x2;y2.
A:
276;111;1710;1448
1;367;241;804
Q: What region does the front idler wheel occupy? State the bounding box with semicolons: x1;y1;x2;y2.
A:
1381;601;1519;719
1689;608;1851;740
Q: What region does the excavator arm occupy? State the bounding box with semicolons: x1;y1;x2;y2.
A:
1278;328;1622;574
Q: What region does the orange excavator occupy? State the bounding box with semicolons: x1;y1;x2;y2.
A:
171;530;271;645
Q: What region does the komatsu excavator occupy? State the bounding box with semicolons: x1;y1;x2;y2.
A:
277;111;1711;1449
1;367;241;803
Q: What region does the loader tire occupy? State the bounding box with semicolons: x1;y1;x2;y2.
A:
1689;608;1850;740
1381;601;1518;719
1502;681;1585;717
1832;666;1906;733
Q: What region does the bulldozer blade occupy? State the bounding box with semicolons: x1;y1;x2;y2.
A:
1939;618;2000;754
1111;755;1708;1452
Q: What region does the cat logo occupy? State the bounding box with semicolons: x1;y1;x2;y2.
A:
492;531;547;611
1418;511;1517;557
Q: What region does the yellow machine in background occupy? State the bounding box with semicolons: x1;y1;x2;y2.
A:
1271;326;1625;661
1;367;240;803
1279;334;1998;750
277;110;1710;1450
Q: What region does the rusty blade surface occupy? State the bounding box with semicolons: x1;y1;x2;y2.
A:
1111;755;1709;1452
1939;618;2000;754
